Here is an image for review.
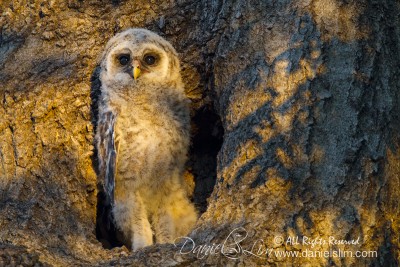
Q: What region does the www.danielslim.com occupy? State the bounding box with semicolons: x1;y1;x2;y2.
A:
174;237;378;260
174;228;379;260
175;243;378;260
270;248;378;259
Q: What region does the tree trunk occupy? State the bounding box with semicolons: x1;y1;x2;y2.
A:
0;0;399;266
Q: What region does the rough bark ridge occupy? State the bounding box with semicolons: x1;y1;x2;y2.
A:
0;0;399;266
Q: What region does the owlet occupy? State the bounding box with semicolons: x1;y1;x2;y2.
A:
95;28;197;251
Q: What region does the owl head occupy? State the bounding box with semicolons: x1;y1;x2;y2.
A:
99;28;182;90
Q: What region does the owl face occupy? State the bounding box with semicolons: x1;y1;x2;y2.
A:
100;28;181;89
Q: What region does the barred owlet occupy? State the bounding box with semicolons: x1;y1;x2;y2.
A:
95;28;197;251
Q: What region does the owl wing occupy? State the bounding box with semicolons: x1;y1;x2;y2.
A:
97;111;117;206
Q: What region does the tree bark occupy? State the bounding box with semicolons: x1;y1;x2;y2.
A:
0;0;399;266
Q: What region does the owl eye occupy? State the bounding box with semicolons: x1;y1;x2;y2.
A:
144;54;156;65
118;54;130;66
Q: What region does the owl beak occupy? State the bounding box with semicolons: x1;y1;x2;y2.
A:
133;60;141;80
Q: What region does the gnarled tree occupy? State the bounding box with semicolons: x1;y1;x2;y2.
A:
0;0;399;266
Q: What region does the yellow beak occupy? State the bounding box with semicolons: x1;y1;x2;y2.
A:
133;66;141;80
133;60;141;80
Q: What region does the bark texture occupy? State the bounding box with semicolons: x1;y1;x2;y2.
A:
0;0;399;266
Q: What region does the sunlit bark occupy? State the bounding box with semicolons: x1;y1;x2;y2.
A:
0;0;399;266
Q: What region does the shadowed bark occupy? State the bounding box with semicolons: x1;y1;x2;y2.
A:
0;0;399;266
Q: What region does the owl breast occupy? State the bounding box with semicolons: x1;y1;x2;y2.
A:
111;92;190;190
